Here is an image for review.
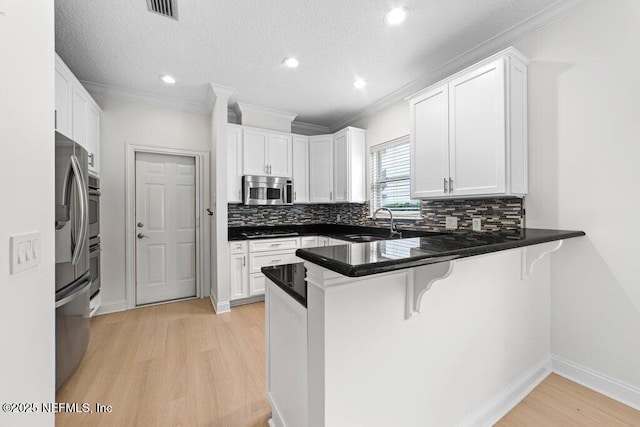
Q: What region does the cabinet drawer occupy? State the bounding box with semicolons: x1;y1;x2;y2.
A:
229;241;248;254
300;236;318;248
249;238;299;253
249;250;298;274
250;273;266;296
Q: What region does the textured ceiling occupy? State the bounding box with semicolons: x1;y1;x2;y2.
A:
55;0;560;127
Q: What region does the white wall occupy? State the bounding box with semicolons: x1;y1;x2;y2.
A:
515;0;640;388
93;96;211;312
0;1;55;426
348;0;640;393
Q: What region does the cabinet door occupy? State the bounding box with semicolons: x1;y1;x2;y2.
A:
229;253;249;300
333;130;348;202
72;86;88;149
243;128;269;175
292;135;309;203
54;64;73;138
227;125;243;203
250;274;266;296
309;136;334;203
410;84;450;199
449;59;506;196
268;132;293;177
86;103;100;175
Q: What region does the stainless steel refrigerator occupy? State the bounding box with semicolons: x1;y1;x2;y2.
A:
55;132;91;389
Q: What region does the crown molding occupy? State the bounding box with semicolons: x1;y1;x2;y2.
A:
291;120;332;136
81;81;211;114
235;102;298;123
328;0;596;132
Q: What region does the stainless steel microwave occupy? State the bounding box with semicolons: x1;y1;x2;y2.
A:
243;175;293;205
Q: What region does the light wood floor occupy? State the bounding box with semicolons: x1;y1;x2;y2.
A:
57;299;640;426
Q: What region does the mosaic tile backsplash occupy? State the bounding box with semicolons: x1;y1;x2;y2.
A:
228;198;524;232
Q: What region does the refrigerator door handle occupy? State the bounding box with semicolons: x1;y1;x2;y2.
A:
55;277;91;308
70;155;88;266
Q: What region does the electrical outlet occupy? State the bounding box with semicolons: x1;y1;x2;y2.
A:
472;218;482;232
445;216;458;230
336;214;341;222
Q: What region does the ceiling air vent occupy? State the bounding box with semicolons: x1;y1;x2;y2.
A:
146;0;178;20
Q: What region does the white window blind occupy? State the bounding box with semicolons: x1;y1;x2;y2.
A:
370;136;420;216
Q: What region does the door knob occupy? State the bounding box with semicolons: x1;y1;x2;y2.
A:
137;222;144;228
137;233;150;239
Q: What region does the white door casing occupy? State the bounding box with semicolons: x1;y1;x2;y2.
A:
135;153;197;305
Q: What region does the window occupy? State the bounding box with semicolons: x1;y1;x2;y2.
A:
370;136;420;217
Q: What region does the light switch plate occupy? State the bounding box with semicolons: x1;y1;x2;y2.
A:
10;232;40;274
445;216;458;230
472;218;482;232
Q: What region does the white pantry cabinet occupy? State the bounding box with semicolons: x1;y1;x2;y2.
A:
409;47;528;199
292;135;310;203
55;54;102;175
309;135;334;203
242;127;293;178
333;127;366;203
227;124;243;203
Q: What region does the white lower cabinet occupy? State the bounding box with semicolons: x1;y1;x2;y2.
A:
249;274;267;296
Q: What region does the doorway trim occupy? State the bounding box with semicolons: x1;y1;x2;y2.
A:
125;144;210;309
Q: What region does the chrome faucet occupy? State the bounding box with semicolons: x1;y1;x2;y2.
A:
373;207;401;237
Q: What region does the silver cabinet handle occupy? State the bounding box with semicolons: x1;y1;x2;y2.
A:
243;256;246;267
330;191;333;201
444;178;448;194
88;153;95;167
270;259;282;263
265;164;269;174
294;191;297;201
270;243;282;247
449;177;453;193
269;165;272;174
137;233;150;239
54;110;57;130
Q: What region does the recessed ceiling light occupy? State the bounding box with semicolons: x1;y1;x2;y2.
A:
282;57;299;68
160;74;176;84
384;7;408;26
353;79;367;89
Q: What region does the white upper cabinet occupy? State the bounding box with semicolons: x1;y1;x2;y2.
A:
55;54;101;175
72;86;88;150
333;127;366;203
228;124;243;203
243;127;269;175
268;131;293;177
54;58;73;139
292;135;310;204
242;127;292;178
411;84;450;199
309;135;334;203
409;47;528;199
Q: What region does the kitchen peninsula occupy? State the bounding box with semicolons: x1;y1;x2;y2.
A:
263;228;585;427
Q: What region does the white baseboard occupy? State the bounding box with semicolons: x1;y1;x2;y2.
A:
552;355;640;411
210;291;230;314
95;299;128;316
456;357;552;427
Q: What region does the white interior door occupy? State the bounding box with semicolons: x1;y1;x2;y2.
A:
136;153;197;305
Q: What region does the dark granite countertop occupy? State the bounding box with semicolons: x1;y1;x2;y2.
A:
261;263;307;307
295;228;585;277
228;224;444;242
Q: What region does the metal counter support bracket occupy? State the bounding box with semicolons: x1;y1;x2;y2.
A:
521;240;563;279
406;261;454;319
